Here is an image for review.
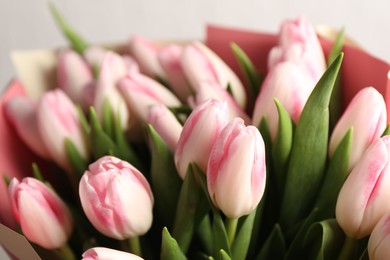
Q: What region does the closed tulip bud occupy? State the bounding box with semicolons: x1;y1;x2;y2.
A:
252;62;313;140
129;36;165;79
82;247;143;260
5;97;50;159
207;118;266;218
175;99;228;179
268;16;326;82
182;42;246;108
118;73;181;122
368;214;390;260
8;177;73;249
36;89;88;170
147;104;183;150
336;136;390;238
158;45;192;102
94;51;130;129
57;49;93;104
79;156;154;239
193;81;250;123
329;87;386;171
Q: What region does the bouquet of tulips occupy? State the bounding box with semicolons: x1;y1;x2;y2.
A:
2;4;390;260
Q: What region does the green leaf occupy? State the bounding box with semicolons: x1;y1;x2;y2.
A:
258;117;272;157
32;163;45;182
226;82;234;96
89;107;119;159
231;43;263;106
197;215;213;255
3;175;11;186
255;224;286;260
219;249;231;260
328;28;345;129
160;227;187;260
147;125;182;228
231;210;256;260
272;99;294;196
302;219;345;260
102;100;114;139
382;123;390;136
285;208;318;260
77;106;91;136
279;53;344;229
49;2;88;53
212;212;231;258
314;129;352;219
172;165;209;254
65;138;88;179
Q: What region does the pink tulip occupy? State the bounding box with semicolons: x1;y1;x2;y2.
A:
268;16;326;83
8;177;73;249
158;45;192;102
94;51;130;129
336;136;390;238
57;49;93;105
329;87;386;171
82;247;143;260
5;96;50;159
182;42;246;108
175;99;228;179
79;156;154;239
368;213;390;260
129;36;165;79
192;81;250;123
147;104;183;150
83;46;107;69
36;89;88;170
207;118;266;218
252;61;313;140
118;73;181;122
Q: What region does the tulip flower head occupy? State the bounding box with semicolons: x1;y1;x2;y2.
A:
36;89;88;170
368;213;390;260
175;99;229;179
329;87;386;171
147;104;183;150
82;247;143;260
207;118;266;218
79;156;154;239
182;42;247;108
336;136;390;238
8;177;73;249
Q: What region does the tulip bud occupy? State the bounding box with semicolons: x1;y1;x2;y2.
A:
83;46;107;69
57;49;93;104
193;81;250;123
336;136;390;238
118;73;181;122
82;247;143;260
5;96;50;159
158;45;192;102
175;99;228;179
268;16;326;82
182;42;246;108
129;36;165;79
252;62;313;140
329;87;386;171
147;104;183;150
368;213;390;259
36;89;88;170
79;156;154;239
8;177;73;249
207;118;266;218
94;51;130;129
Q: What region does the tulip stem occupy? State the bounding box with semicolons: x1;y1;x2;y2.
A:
226;217;238;246
58;243;76;260
128;236;142;257
337;236;357;260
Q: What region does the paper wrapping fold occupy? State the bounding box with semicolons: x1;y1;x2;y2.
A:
1;24;390;258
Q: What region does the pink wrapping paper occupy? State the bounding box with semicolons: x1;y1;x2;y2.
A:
1;25;390;229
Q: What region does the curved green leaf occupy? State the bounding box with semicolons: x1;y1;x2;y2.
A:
279;53;344;229
255;224;285;260
231;210;256;260
161;227;187;260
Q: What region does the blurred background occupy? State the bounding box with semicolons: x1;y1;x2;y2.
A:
1;0;390;92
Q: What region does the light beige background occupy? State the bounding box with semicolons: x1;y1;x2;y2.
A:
1;0;390;92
